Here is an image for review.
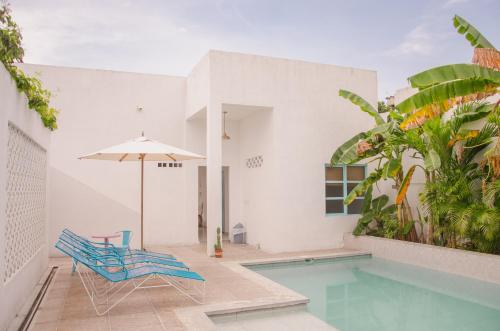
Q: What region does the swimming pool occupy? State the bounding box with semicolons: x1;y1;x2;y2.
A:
247;255;500;331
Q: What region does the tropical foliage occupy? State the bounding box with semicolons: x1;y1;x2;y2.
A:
332;15;500;254
0;4;58;130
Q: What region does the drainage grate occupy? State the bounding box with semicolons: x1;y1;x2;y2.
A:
18;266;58;331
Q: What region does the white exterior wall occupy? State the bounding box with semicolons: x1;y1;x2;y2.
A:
15;50;383;256
0;65;50;330
207;51;384;252
19;64;196;255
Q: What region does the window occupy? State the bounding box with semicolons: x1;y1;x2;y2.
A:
325;164;366;215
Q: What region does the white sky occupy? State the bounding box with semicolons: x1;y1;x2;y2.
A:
9;0;499;99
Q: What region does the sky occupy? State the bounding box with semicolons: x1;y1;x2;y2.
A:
8;0;500;99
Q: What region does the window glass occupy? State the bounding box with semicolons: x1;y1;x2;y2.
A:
347;199;364;214
326;200;344;214
347;166;365;181
325;164;366;215
326;183;343;197
325;167;343;181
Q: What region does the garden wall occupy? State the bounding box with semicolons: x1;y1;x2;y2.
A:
344;234;500;284
0;64;51;330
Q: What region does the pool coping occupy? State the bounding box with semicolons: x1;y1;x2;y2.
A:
174;249;371;330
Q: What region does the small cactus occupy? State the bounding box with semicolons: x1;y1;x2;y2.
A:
214;227;222;251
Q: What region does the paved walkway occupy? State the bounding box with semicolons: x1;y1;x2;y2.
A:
29;243;358;331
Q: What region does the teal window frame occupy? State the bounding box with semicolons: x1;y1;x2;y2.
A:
325;164;367;216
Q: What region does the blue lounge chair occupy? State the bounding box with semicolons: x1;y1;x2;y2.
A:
62;228;176;260
55;238;205;316
117;230;132;249
59;232;189;270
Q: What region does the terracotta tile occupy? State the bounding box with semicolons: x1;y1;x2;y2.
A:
109;312;159;329
28;321;59;331
37;243;354;330
57;316;109;331
32;307;63;324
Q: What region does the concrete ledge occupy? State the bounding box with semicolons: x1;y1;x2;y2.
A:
175;250;368;330
344;234;500;284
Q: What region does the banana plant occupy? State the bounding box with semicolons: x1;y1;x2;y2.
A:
353;190;398;238
397;15;498;126
331;89;419;241
453;15;496;49
397;66;500;115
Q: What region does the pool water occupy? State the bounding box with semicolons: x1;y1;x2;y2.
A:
247;256;500;331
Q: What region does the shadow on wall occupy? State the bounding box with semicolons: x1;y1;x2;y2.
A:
48;167;140;256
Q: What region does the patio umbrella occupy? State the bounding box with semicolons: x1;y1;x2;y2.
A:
79;135;205;249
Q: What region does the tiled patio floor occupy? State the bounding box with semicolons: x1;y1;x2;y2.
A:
28;243;358;331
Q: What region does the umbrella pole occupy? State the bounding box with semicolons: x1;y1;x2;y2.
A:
141;156;144;250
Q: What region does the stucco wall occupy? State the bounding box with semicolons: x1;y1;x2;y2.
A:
16;51;387;256
0;64;51;330
208;51;388;252
19;64;195;255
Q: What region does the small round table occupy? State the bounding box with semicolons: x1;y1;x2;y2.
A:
91;233;121;247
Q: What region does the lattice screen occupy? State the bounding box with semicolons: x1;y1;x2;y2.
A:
4;124;47;283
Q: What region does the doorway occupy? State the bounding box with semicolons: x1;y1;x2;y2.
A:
198;166;229;243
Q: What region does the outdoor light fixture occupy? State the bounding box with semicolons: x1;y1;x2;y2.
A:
222;111;230;140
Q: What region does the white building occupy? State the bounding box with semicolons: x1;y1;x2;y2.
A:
17;50;382;257
1;50;388;329
17;51;377;253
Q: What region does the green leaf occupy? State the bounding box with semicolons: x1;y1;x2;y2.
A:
382;204;397;214
389;110;404;122
372;195;389;212
339;89;385;125
353;212;375;236
402;221;415;236
344;169;383;205
359;212;375;226
362;185;373;214
397;78;499;114
450;102;493;133
453;15;495;49
383;158;402;179
408;64;500;90
424;149;441;171
331;132;367;165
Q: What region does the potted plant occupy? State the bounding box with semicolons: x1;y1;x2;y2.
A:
214;227;223;258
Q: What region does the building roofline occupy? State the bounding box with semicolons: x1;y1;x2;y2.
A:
206;49;378;74
17;63;186;80
19;49;377;78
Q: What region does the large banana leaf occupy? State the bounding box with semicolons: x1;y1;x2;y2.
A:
450;102;493;133
371;194;389;212
339;89;385;125
424;149;441;171
331;132;367;165
344;169;383;205
331;122;392;165
396;165;417;205
408;64;500;90
383;158;401;179
353;211;374;235
453;15;495;49
397;78;499;114
362;185;373;214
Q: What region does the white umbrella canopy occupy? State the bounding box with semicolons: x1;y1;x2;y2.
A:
79;136;204;162
79;135;205;249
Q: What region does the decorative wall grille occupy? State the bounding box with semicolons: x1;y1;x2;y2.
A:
4;124;47;283
246;155;263;168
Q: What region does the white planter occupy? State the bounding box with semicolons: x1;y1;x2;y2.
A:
344;234;500;284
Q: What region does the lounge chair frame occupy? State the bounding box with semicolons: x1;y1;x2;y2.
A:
73;259;205;316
